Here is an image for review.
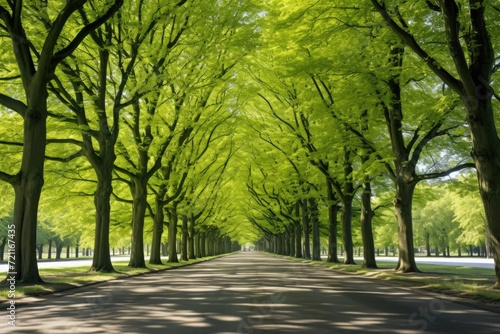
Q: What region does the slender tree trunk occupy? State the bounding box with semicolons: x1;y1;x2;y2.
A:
47;240;53;259
188;215;196;260
289;227;295;257
0;237;6;262
294;200;302;258
200;232;206;258
181;215;188;261
37;244;43;260
301;199;311;259
310;198;321;261
326;179;340;263
426;232;431;257
341;148;356;265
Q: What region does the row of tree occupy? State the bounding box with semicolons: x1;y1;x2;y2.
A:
1;1;499;290
238;0;500;288
0;0;258;283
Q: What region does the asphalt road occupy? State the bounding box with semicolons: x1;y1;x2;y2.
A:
0;254;495;273
4;252;500;333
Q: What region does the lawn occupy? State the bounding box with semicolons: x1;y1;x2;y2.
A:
0;256;222;302
279;255;500;304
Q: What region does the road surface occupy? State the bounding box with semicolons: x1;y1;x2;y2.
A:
3;252;499;333
0;255;495;273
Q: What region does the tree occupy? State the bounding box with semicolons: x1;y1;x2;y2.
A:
0;0;123;283
371;0;500;287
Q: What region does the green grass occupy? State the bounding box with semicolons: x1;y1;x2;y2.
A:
276;255;500;304
0;255;223;302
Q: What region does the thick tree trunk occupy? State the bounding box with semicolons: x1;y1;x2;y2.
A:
11;93;48;283
90;174;114;272
360;179;377;268
128;179;148;268
167;206;179;263
394;180;419;272
465;98;500;287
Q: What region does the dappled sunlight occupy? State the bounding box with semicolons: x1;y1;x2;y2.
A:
10;252;500;333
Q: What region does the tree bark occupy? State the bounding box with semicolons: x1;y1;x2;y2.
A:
341;149;356;265
128;178;148;268
309;198;321;261
326;179;340;263
181;215;189;261
301;199;311;259
188;214;196;260
360;178;377;268
90;165;115;272
394;180;419;272
167;205;179;263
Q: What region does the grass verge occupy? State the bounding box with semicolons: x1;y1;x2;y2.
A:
276;255;500;306
0;255;224;302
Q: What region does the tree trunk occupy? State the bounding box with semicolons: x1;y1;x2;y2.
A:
11;93;48;283
294;224;301;257
310;198;321;261
55;242;63;260
90;172;115;272
128;178;148;268
341;195;355;264
326;179;340;263
200;232;206;257
188;214;196;260
167;206;179;263
181;215;188;261
0;237;6;261
394;180;419;272
360;178;377;268
301;199;311;259
47;240;53;259
149;198;165;265
341;148;355;265
289;227;295;257
426;232;431;257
